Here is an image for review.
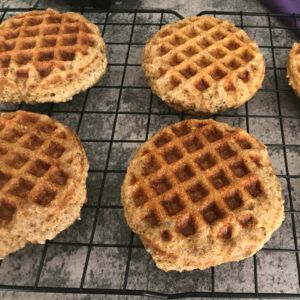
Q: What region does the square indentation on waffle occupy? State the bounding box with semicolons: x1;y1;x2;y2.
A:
0;146;7;156
237;69;250;83
49;169;68;186
178;65;198;79
40;37;57;47
44;141;65;159
195;152;217;171
238;49;255;63
169;53;185;67
5;152;29;169
132;187;148;207
32;185;57;206
27;159;51;178
245;178;263;198
230;159;249;178
196;36;214;50
150;175;172;195
209;66;228;81
22;134;45;150
238;213;257;229
210;28;228;41
168;34;187;47
153;132;173;148
234;137;252;149
182;135;203;153
174;164;195;182
141;154;161;176
194;77;211;92
46;15;62;24
0;55;10;68
171;122;192;137
15;53;32;65
0;200;16;221
60;35;77;46
161;229;172;241
162;146;183;164
194;54;213;68
203;126;223;143
1;128;24;143
216;142;236;159
209;47;228;59
168;74;182;90
0;40;16;52
37;122;57;134
224;190;243;210
186;181;209;203
224;39;242;51
181;45;199;57
144;209;160;227
202;202;225;224
223;57;243;71
161;194;185;216
181;25;200;39
0;170;11;189
157;43;172;56
197;18;217;31
37;51;54;62
8;178;34;198
209;170;230;189
176;214;197;236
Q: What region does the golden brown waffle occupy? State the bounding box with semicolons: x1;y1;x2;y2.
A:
121;119;284;271
0;110;88;258
0;9;107;103
287;42;300;98
143;16;265;114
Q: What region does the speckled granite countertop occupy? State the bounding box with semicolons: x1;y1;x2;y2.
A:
0;0;300;299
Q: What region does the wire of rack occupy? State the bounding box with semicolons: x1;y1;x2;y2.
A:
0;6;300;299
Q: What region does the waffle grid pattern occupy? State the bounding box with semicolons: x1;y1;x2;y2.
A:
0;10;97;79
0;7;299;299
0;111;69;221
150;17;257;93
129;121;263;241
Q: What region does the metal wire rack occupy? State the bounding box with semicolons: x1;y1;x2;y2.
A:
0;6;300;299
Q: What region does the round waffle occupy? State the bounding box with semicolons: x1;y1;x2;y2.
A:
143;16;265;114
0;110;88;258
121;119;284;271
0;9;107;104
287;42;300;98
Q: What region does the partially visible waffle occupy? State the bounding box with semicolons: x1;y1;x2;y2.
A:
0;9;107;103
121;119;284;271
0;110;88;258
143;16;265;114
287;42;300;98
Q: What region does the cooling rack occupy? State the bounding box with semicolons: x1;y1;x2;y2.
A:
0;6;300;299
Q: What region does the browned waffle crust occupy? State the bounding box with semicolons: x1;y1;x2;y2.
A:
121;119;284;271
0;110;88;258
143;16;265;114
0;9;107;103
287;42;300;98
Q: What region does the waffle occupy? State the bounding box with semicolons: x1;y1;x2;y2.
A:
143;16;265;114
0;9;107;103
287;42;300;98
0;110;88;258
121;119;284;271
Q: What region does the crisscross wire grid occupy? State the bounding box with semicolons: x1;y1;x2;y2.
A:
0;7;299;299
